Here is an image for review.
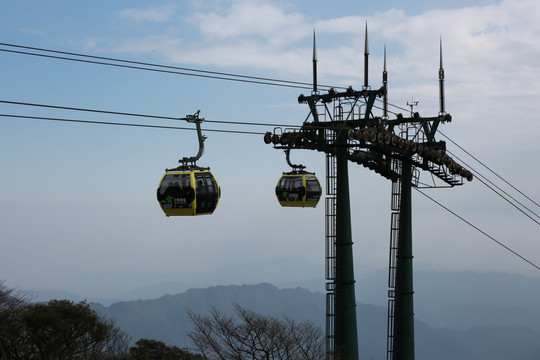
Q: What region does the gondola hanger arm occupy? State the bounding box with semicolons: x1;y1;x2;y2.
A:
166;110;209;172
285;148;306;174
182;110;206;164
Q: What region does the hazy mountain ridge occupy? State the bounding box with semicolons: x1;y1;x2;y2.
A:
90;282;540;360
91;283;326;349
29;268;540;359
34;268;540;332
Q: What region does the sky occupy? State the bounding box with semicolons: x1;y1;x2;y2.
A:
1;0;539;299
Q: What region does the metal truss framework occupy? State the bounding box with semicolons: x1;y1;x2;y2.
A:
264;31;472;360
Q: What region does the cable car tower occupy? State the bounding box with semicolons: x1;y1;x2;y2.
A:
265;30;472;360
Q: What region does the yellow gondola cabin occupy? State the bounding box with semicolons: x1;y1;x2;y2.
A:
157;170;220;216
275;172;321;208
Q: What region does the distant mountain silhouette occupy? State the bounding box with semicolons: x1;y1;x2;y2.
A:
90;282;540;360
92;283;325;348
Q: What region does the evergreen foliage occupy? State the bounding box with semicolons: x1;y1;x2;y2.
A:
0;282;128;359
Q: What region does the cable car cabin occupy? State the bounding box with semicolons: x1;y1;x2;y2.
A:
275;173;322;208
157;171;220;216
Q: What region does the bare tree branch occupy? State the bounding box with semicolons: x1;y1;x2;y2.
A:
186;304;325;360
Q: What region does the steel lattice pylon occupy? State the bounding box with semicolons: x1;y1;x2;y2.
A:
264;29;472;360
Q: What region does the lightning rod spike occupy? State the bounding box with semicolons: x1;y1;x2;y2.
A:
440;36;443;69
384;44;387;72
383;44;388;119
313;29;317;62
313;29;318;93
364;22;369;89
439;36;445;115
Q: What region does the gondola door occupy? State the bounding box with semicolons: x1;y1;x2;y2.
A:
194;171;220;215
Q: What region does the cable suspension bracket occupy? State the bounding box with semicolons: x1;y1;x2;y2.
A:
166;110;210;172
284;148;309;175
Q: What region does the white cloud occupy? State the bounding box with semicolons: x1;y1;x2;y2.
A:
149;1;538;82
119;5;177;22
103;0;540;139
17;28;44;36
95;0;540;137
190;0;309;45
109;35;184;55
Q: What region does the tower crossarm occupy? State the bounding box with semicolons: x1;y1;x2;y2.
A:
264;107;472;187
346;125;472;185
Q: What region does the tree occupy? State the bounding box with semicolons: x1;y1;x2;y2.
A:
186;304;325;360
0;283;129;360
0;281;30;359
129;338;203;360
0;281;28;311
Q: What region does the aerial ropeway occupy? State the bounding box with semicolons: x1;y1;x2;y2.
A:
276;171;321;208
275;149;321;208
157;170;220;216
156;110;220;216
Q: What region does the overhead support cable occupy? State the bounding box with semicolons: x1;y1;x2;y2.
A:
0;114;265;136
415;188;540;272
0;42;345;91
439;131;540;209
0;44;431;118
2;101;536;227
446;149;540;225
0;100;303;129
